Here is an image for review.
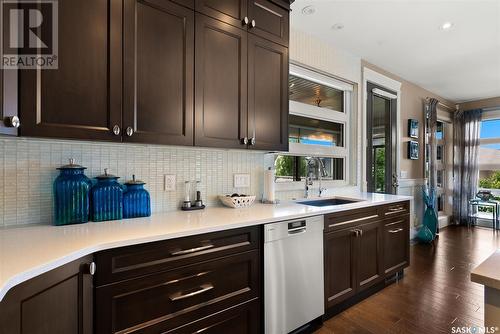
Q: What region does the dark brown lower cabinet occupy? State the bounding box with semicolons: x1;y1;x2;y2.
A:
324;202;410;312
324;228;357;309
94;226;261;334
95;250;260;333
357;220;384;292
0;255;94;334
383;216;410;275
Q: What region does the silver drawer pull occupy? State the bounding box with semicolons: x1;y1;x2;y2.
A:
389;207;405;211
329;214;379;228
388;228;404;234
169;284;214;301
170;244;214;256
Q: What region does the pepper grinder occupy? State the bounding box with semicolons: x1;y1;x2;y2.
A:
195;181;204;207
182;181;192;209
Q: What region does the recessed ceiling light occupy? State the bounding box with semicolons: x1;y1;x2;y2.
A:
440;22;453;30
301;5;315;15
331;23;344;31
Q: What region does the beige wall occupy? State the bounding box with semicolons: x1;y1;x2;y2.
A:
362;61;456;180
460;96;500;111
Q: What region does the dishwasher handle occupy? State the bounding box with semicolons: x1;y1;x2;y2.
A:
288;227;307;235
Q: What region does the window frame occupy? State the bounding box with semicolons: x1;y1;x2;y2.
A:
279;63;353;188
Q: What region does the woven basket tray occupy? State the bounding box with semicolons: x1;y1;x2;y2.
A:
219;195;256;208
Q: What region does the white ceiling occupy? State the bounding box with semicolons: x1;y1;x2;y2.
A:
290;0;500;103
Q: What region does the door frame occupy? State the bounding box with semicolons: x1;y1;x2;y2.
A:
362;67;402;193
366;82;397;193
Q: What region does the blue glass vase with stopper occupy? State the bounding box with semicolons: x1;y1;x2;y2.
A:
123;175;151;219
91;169;123;222
53;158;92;226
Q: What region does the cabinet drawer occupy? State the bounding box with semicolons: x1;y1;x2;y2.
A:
381;201;410;218
165;299;260;334
248;0;289;46
383;217;410;275
325;207;380;233
95;250;260;334
95;226;260;285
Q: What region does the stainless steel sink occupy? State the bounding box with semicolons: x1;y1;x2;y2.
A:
297;197;364;207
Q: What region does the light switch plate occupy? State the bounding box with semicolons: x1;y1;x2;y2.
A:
234;173;250;188
164;174;176;191
400;170;408;179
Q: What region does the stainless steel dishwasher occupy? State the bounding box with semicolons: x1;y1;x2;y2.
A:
264;215;324;334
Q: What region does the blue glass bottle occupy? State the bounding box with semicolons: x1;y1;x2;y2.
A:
53;159;92;226
123;175;151;219
91;169;123;222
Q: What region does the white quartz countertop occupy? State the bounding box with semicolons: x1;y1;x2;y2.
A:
471;250;500;290
0;192;411;302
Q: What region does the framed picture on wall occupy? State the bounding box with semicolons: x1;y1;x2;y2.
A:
408;141;419;160
408;119;419;138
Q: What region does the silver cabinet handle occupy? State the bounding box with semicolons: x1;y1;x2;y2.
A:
169;284;214;301
250;137;256;146
126;126;134;137
352;229;359;237
241;137;249;145
112;125;121;136
389;206;404;212
388;228;404;234
250;19;256;28
4;116;20;128
87;262;96;275
242;16;249;25
170;244;214;256
329;214;379;228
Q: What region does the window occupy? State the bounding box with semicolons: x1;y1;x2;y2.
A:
274;156;344;182
281;63;353;186
476;115;500;226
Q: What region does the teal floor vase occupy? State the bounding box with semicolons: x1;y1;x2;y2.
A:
417;187;438;243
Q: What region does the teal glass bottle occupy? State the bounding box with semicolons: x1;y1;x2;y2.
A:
91;169;123;222
123;175;151;219
53;159;92;226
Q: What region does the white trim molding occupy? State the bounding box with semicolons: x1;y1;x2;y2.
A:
362;67;402;192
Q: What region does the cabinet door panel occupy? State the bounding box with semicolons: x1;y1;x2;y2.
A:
324;228;357;309
248;34;288;151
248;0;289;46
123;0;194;145
19;0;122;141
195;0;248;29
0;255;94;334
383;216;410;275
195;14;248;149
357;220;384;292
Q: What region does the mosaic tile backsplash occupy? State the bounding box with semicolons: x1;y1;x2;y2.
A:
0;137;266;227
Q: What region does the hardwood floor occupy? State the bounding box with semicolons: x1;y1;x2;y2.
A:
316;225;500;333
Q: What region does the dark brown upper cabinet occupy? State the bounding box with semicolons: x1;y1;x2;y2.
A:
123;0;194;146
195;0;249;29
194;14;248;149
248;0;289;46
248;34;288;151
18;0;123;141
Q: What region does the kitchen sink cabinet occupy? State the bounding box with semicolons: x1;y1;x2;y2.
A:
324;201;410;312
324;227;357;309
122;0;195;146
0;255;94;334
383;216;410;276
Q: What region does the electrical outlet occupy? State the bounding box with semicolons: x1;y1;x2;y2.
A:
234;173;250;188
164;174;176;191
